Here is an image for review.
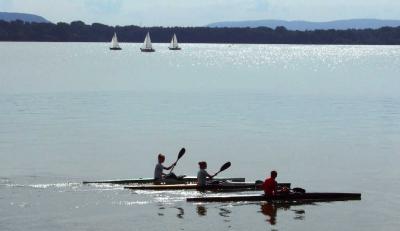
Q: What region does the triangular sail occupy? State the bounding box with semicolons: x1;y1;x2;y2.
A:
143;32;153;49
169;36;174;48
111;32;120;48
169;34;179;48
173;34;178;47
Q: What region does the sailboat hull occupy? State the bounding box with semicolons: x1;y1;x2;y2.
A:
169;47;181;50
109;47;122;50
140;48;155;52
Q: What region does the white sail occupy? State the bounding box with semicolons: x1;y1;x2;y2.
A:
143;32;153;49
110;32;120;49
169;34;179;48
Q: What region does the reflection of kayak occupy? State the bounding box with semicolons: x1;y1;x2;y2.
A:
187;192;361;202
83;177;246;185
124;182;291;191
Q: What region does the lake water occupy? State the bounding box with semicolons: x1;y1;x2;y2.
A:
0;42;399;231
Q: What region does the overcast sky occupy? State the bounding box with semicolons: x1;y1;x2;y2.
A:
1;0;400;26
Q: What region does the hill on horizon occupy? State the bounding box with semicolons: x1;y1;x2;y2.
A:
207;19;400;30
0;12;50;23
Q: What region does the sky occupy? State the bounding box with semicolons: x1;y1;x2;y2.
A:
1;0;400;26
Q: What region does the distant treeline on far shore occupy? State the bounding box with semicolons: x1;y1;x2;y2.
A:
1;20;400;44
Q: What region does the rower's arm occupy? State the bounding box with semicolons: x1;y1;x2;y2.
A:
164;162;176;170
272;181;278;194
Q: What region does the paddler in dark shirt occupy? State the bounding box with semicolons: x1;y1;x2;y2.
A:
154;154;176;181
262;170;278;197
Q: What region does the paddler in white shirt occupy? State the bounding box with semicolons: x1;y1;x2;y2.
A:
197;161;215;187
154;154;176;181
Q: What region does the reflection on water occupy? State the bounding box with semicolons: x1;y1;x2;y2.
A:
192;202;307;227
260;202;306;226
195;204;232;223
219;207;231;218
196;205;207;216
176;207;184;219
157;205;165;216
219;207;232;223
156;205;185;219
260;203;278;225
293;209;306;220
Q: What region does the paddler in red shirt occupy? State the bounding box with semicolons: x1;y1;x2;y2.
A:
262;170;278;197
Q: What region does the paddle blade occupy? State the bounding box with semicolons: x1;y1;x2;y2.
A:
170;147;185;173
219;162;231;172
177;148;185;160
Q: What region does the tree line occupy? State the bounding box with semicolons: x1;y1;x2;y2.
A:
1;20;400;44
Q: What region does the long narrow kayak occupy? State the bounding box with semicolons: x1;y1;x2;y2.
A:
124;182;291;191
83;177;246;185
186;192;361;202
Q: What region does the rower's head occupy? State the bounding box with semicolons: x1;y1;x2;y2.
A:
158;154;165;163
198;161;207;169
271;170;278;179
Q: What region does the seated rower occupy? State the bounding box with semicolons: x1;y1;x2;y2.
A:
197;161;214;187
262;170;278;197
154;154;176;181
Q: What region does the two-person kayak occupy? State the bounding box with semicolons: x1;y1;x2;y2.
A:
124;182;292;191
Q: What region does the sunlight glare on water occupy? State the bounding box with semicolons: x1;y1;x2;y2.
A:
0;43;399;231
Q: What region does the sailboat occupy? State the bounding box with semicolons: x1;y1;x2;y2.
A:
169;33;181;50
109;32;122;50
140;32;155;52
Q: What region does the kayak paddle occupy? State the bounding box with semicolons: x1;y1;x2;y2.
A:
213;162;231;177
170;147;185;173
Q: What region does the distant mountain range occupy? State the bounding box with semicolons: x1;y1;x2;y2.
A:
207;19;400;30
0;12;50;23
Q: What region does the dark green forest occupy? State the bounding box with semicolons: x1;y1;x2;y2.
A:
1;20;400;44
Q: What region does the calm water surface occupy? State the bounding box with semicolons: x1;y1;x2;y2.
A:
0;43;399;230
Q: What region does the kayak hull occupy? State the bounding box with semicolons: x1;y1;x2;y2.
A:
186;192;361;202
83;177;246;185
124;182;291;191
